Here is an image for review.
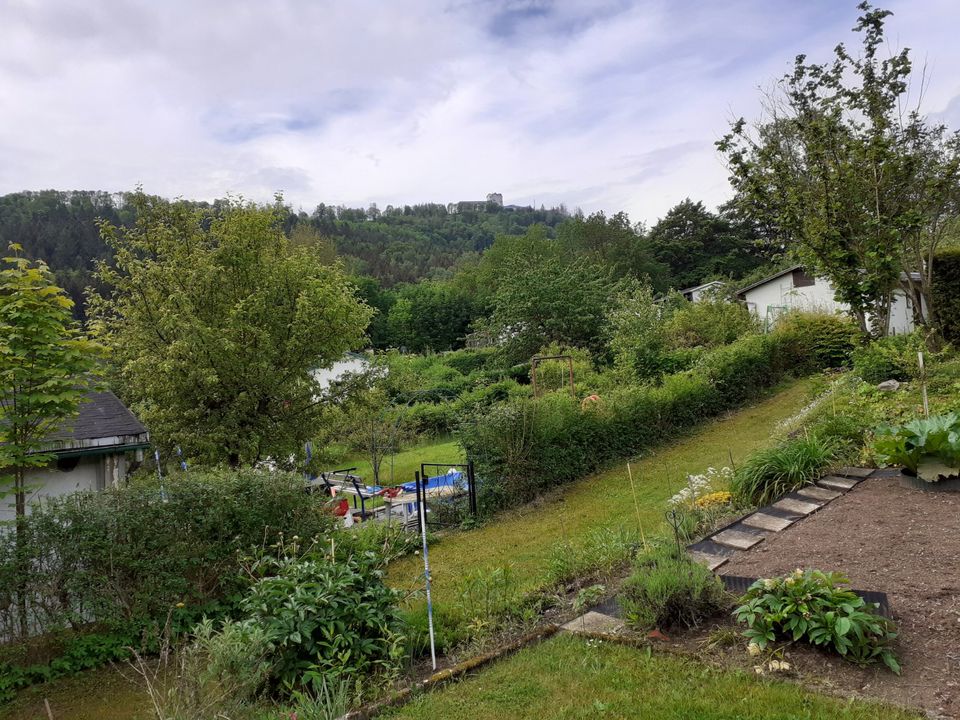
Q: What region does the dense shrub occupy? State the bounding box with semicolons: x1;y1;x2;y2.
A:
730;434;839;506
0;470;335;698
775;311;861;372
852;332;925;384
622;547;729;631
666;297;759;349
735;570;899;673
933;248;960;344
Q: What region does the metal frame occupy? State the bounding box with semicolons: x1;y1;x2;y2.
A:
415;461;477;530
530;354;575;398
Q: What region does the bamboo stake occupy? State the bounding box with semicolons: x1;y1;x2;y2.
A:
626;463;648;550
44;699;54;720
918;351;929;418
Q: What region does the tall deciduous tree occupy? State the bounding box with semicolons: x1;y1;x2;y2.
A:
89;193;373;467
0;246;100;636
718;3;960;336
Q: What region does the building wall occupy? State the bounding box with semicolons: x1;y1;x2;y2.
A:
743;274;918;334
0;453;128;523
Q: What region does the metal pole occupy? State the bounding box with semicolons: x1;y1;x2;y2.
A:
416;471;437;670
467;460;477;517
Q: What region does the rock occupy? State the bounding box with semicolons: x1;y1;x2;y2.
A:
876;379;901;391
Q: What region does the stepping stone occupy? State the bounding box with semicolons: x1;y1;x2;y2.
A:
771;497;820;516
818;475;859;491
836;467;873;478
797;485;842;502
741;512;795;532
712;528;765;550
561;611;624;635
689;550;728;571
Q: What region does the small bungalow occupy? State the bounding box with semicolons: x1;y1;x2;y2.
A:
736;265;925;334
680;280;726;302
1;391;150;523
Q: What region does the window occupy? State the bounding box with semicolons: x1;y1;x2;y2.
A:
56;456;80;473
792;269;815;288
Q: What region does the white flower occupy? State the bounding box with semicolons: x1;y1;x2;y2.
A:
747;642;761;657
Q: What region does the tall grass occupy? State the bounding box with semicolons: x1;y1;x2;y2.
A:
730;434;839;506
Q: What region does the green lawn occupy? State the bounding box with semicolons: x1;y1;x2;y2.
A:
344;437;465;486
383;634;917;720
390;378;815;604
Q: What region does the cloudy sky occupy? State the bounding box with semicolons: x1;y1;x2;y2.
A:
2;0;959;226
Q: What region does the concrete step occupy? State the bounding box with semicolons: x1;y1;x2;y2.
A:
836;467;873;479
741;512;795;532
561;611;624;635
771;497;821;516
797;484;842;502
689;550;729;571
711;528;765;550
818;475;859;491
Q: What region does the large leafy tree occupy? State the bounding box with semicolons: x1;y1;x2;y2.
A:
718;3;960;336
90;193;373;467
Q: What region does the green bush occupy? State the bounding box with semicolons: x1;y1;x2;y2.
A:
734;569;899;673
666;297;759;349
0;469;335;697
731;434;839;506
852;333;925;384
933;248;960;344
621;547;729;631
231;550;406;691
775;311;861;371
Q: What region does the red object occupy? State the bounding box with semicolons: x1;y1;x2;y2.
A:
377;486;402;498
333;499;350;517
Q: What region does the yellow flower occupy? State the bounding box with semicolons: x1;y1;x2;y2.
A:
694;491;733;509
175;602;185;609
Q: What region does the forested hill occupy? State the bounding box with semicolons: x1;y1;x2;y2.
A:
0;190;571;312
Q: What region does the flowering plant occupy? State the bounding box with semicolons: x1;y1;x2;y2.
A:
734;569;899;674
669;467;733;507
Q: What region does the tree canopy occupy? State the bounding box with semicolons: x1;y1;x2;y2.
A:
89;193;373;467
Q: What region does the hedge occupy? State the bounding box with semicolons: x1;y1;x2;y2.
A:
459;326;827;508
934;249;960;344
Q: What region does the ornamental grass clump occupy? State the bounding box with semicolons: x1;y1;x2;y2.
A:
731;434;838;506
621;547;730;632
734;569;900;674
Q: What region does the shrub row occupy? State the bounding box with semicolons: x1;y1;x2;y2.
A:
459;323;840;508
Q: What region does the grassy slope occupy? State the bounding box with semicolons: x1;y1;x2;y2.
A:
383;634;918;720
390;378;814;602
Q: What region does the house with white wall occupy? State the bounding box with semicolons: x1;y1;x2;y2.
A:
736;265;924;334
680;280;726;302
1;391;149;523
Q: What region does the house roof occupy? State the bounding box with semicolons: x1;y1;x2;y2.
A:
735;265;803;297
680;280;725;295
43;391;149;453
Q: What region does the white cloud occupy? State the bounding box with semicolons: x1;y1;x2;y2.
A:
1;0;958;225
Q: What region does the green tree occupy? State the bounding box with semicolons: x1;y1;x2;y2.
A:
718;3;960;336
605;283;669;381
0;245;100;635
385;281;484;352
557;211;667;288
89;193;373;467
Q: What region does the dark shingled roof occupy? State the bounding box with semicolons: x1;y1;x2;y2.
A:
47;391;148;443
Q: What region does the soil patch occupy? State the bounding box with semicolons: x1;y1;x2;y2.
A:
718;474;960;718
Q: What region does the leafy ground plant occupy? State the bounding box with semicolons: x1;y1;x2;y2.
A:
734;569;900;674
874;412;960;481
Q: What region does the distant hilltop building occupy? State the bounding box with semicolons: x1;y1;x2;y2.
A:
448;192;508;213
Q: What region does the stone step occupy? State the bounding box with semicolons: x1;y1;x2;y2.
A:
818;475;859;491
711;528;765;550
771;497;821;516
689;550;729;571
797;484;842;502
836;466;873;479
561;611;624;635
741;512;795;532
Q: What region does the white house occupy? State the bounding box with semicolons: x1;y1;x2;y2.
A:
736;265;924;334
1;391;149;523
680;280;726;303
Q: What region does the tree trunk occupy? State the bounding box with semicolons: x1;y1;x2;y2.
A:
14;467;28;639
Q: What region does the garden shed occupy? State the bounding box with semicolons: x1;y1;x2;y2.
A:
0;391;150;523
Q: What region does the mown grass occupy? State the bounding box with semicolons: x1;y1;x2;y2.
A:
391;378;815;607
382;634;919;720
338;438;464;486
